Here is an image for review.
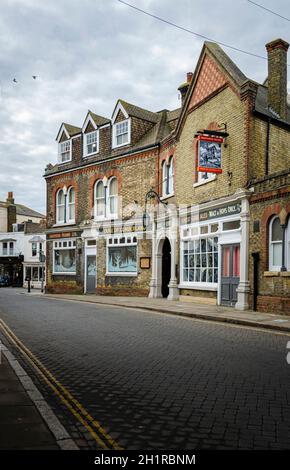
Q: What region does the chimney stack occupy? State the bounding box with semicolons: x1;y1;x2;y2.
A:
266;38;289;120
6;191;14;205
178;72;193;106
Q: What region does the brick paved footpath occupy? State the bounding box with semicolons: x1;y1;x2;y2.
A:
0;348;77;450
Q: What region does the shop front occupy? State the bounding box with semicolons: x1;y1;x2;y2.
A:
178;190;251;309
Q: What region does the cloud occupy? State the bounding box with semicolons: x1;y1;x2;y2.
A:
0;0;289;213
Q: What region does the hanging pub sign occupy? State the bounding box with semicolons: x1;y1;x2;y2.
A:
197;135;223;174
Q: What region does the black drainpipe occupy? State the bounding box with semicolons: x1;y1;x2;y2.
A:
251;252;260;311
265;116;271;176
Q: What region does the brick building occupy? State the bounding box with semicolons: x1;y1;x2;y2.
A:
45;38;290;314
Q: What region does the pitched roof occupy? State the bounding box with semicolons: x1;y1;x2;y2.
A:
88;111;110;127
166;108;181;122
254;85;290;123
0;200;45;219
63;123;82;137
119;100;159;123
15;204;45;219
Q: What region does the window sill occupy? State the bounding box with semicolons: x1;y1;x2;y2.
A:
53;222;76;227
264;271;290;277
193;175;217;188
106;272;138;277
57;159;72;165
112;142;130;150
160;193;174;201
53;272;76;276
178;283;218;291
83;152;99;158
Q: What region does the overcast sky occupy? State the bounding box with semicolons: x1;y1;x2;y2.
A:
0;0;289;213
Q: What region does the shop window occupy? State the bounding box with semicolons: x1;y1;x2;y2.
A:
182;237;218;284
53;240;76;274
107;237;137;275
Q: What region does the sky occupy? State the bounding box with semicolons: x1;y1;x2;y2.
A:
0;0;289;213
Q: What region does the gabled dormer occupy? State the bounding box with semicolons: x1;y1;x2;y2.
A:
56;123;81;164
111;101;131;149
82;111;110;158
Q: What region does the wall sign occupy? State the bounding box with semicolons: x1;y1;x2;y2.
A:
197;136;223;174
140;257;151;269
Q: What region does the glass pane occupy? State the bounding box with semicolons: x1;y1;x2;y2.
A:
110;178;117;196
68;188;75;203
222;247;230;277
32;267;38;281
108;246;137;273
54;249;76;273
272;218;283;242
189;269;194;282
57;190;64;204
223;220;240;231
233;245;240;277
96;181;104;197
183;269;188;281
273;243;282;266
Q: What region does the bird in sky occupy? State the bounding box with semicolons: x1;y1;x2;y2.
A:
13;78;17;83
32;76;37;79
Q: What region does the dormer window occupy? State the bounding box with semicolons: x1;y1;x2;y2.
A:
58;140;71;163
84;130;99;157
113;119;130;148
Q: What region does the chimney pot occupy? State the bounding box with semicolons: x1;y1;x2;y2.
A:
6;191;15;205
266;38;289;120
187;72;193;83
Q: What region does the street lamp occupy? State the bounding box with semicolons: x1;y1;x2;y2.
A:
143;188;167;230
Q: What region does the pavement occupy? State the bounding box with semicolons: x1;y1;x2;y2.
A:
0;343;78;450
44;293;290;333
1;288;290;450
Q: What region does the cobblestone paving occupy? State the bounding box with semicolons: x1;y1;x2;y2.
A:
0;288;290;450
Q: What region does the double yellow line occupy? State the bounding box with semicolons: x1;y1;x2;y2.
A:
0;318;122;450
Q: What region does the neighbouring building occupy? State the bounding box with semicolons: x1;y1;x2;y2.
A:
44;38;290;314
0;193;46;288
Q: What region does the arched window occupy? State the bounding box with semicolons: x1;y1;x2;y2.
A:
56;189;65;224
67;187;75;223
269;216;283;271
162;158;174;197
168;157;174;195
95;181;105;218
108;177;118;216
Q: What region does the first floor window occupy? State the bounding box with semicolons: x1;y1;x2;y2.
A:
53;240;76;274
182;237;218;284
107;236;137;274
32;242;37;257
162;157;174;197
94;177;118;219
56;186;75;224
2;242;7;255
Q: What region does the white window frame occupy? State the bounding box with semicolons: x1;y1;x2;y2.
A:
269;216;285;271
32;242;37;257
56;189;65;224
108;177;118;218
56;187;75;226
58;140;72;164
106;235;138;276
53;239;77;275
162;157;174;198
94;177;118;220
83;130;99;157
112;118;131;149
67;187;75;224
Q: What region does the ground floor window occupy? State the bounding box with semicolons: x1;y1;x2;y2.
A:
182;236;218;284
25;265;45;282
53;239;76;274
107;235;137;274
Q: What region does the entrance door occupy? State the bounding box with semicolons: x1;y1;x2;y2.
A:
86;255;96;294
221;244;240;307
162;238;171;298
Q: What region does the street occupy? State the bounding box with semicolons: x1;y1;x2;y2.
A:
0;288;290;450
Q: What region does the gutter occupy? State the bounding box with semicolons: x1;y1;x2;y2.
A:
44;143;160;179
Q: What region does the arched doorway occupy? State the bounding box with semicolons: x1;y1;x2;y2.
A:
161;237;171;298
